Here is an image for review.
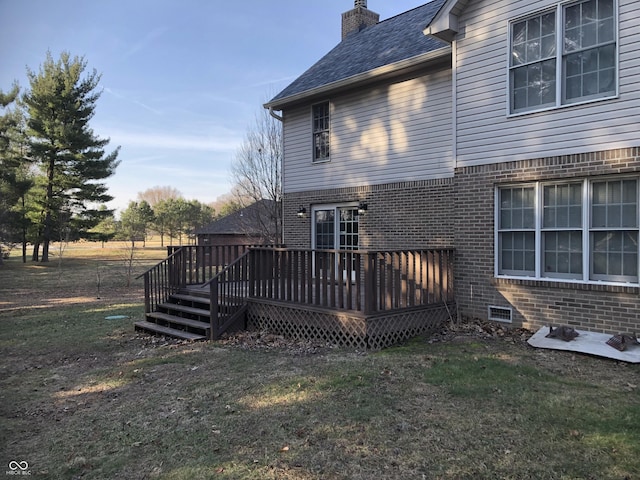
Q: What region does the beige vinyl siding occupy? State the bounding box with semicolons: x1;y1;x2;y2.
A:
455;0;640;168
282;68;453;193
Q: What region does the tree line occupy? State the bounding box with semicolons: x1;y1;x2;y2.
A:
92;194;215;248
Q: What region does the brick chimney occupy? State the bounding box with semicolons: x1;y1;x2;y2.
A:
341;0;380;40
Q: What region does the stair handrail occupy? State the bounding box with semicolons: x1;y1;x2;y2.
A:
200;249;252;340
135;247;185;280
136;247;187;316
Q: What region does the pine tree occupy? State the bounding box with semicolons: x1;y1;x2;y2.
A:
0;83;31;263
22;51;120;262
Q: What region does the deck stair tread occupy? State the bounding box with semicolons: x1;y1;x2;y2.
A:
134;321;206;341
158;303;210;317
146;311;210;330
171;293;211;305
181;286;211;298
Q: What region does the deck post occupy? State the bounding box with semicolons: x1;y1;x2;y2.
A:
446;249;454;302
143;272;151;314
248;249;255;298
210;278;219;341
364;252;376;315
168;251;176;289
179;248;187;289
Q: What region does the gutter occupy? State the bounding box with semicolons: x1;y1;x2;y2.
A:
263;45;452;111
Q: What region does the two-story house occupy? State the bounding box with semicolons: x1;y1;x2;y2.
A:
264;0;640;335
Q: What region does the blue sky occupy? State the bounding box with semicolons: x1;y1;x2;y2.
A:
0;0;430;214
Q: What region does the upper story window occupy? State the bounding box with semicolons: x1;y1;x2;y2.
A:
509;0;617;114
496;176;639;285
312;101;330;162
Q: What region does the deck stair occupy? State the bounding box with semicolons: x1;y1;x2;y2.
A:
134;288;211;341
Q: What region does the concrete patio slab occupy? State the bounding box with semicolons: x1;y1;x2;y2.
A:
528;326;640;363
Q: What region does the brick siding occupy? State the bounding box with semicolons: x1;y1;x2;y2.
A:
283;177;455;250
454;147;640;333
283;147;640;334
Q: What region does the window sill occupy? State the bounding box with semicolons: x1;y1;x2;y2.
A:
493;276;639;294
506;92;619;119
312;159;331;165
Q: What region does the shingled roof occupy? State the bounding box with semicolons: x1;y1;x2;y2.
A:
266;0;449;109
196;200;276;236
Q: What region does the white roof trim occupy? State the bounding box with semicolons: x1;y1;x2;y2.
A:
264;46;451;111
424;0;469;43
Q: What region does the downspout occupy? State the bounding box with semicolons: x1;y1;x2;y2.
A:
267;106;285;245
451;39;457;171
269;107;283;122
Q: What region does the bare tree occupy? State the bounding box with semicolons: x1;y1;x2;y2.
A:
137;185;182;207
210;192;242;218
230;108;282;244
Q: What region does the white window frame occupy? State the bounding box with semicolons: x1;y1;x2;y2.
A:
311;101;331;163
496;184;537;276
495;176;640;286
540;181;585;280
507;0;619;116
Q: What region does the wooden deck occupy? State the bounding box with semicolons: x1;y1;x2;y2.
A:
137;245;455;349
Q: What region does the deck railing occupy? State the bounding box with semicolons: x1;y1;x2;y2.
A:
367;249;455;313
141;246;454;334
137;247;187;315
249;247;454;314
202;250;251;340
167;244;250;285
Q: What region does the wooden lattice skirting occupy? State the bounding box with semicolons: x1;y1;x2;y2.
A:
246;299;456;350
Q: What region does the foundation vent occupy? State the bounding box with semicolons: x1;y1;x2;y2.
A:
488;306;513;323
